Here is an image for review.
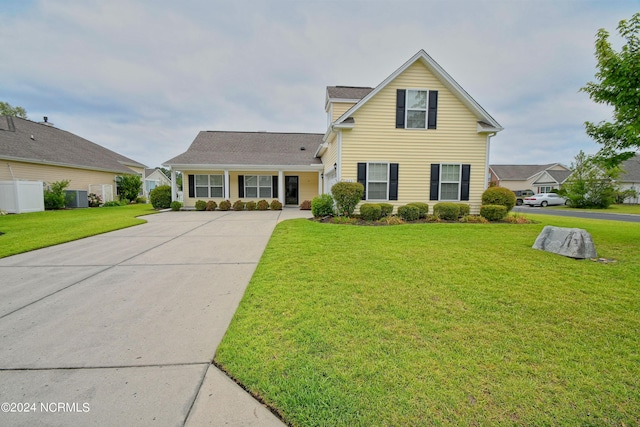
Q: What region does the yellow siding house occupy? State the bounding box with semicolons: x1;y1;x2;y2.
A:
165;50;502;211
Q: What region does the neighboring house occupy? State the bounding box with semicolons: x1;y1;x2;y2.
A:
618;155;640;204
0;116;146;203
143;168;171;198
489;163;571;193
164;50;503;212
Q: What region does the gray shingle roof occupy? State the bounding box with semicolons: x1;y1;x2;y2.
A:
164;131;324;167
619;155;640;181
490;164;558;180
326;86;373;100
546;170;572;184
0;116;145;173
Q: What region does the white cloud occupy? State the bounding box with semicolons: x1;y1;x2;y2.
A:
0;0;637;168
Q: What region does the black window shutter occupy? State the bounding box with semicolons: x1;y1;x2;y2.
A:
396;89;406;128
357;163;367;199
430;164;440;201
428;90;438;129
272;176;278;198
461;164;471;201
238;175;244;198
188;174;195;198
389;163;399;200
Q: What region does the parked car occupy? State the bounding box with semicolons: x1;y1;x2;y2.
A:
523;193;567;207
513;189;535;206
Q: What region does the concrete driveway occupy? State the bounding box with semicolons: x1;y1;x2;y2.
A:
0;209;310;426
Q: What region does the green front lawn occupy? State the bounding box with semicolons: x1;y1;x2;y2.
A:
0;204;156;258
215;216;640;426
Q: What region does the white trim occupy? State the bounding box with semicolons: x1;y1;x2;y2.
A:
278;170;284;204
365;161;390;201
170;169;177;202
485;133;496;190
333;50;503;132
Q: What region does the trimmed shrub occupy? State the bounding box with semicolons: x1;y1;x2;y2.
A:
407;202;429;218
102;201;122;207
257;200;269;210
149;185;172;209
205;200;217;211
398;205;420;221
170;201;182;211
433;202;460;220
379;203;394;217
457;204;470;217
270;200;283;210
219;200;231;211
480;204;508;221
245;201;257;211
331;181;364;216
233;200;245;211
311;194;335;217
195;200;207;211
360;203;382;221
300;200;312;210
482;187;516;212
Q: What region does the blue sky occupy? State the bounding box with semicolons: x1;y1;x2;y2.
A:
1;0;638;168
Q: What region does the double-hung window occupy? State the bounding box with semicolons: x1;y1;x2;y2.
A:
406;90;428;129
396;89;438;129
245;175;272;198
439;164;461;200
195;174;223;198
367;163;389;200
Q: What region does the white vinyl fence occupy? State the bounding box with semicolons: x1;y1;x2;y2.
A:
0;180;45;213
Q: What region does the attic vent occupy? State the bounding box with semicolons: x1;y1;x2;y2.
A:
300;147;306;151
30;135;35;140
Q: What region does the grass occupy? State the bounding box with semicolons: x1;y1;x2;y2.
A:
215;215;640;426
548;203;640;215
0;204;156;258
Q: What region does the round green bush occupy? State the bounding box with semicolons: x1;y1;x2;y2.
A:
360;203;382;221
257;200;269;210
170;201;182;211
398;205;420;221
270;200;283;210
407;202;429;218
379;203;394;217
149;185;172;209
219;200;231;211
331;182;364;216
205;200;217;211
480;204;508;221
482;187;516;212
245;201;257;211
311;194;334;217
433;202;460;220
195;200;207;211
457;203;470;217
233;200;245;211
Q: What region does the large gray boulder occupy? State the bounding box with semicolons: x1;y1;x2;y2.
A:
533;226;597;259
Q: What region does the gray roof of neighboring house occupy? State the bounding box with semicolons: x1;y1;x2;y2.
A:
619;155;640;182
0;116;145;173
546;170;572;184
326;86;374;100
490;164;559;181
164;131;324;166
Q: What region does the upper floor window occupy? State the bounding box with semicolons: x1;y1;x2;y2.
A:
396;89;438;129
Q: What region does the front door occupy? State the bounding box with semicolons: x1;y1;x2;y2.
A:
285;176;299;205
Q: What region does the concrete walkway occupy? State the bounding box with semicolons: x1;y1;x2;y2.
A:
0;208;311;426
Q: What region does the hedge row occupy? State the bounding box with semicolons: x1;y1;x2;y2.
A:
193;199;283;211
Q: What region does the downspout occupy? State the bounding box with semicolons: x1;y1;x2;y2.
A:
484;133;496;190
7;163;16;180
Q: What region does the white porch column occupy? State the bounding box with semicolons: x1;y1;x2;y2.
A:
170;169;177;202
318;171;323;195
278;170;284;204
224;170;230;199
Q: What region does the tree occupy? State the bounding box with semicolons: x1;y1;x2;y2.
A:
581;12;640;168
560;151;618;209
0;101;27;118
116;174;143;202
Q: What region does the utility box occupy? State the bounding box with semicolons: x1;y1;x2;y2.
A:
65;190;89;208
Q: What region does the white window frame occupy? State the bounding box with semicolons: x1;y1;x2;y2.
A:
195;174;224;198
366;162;390;201
245;175;273;199
539;186;553;193
405;89;428;129
439;163;462;201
